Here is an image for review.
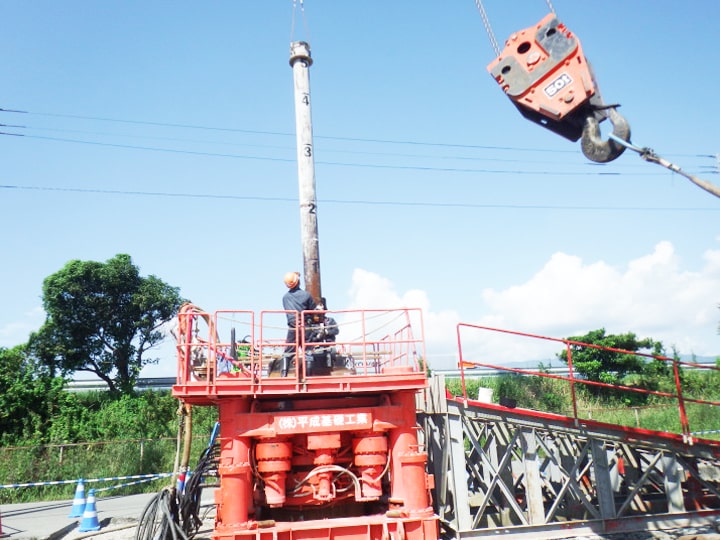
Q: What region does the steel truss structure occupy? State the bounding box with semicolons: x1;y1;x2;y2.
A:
419;375;720;540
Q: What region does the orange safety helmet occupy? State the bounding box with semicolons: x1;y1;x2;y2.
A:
283;271;300;288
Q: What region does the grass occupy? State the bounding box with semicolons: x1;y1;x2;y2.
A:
446;373;720;439
0;437;205;504
3;371;720;504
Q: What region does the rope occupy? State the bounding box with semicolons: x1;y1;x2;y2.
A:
608;134;720;199
545;0;556;13
473;0;500;56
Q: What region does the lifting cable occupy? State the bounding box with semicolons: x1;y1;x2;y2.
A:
474;0;556;54
473;0;500;56
290;0;311;44
608;134;720;198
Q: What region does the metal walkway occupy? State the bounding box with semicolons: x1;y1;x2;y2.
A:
420;374;720;539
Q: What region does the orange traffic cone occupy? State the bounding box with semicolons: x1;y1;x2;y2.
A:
68;479;86;518
78;489;101;532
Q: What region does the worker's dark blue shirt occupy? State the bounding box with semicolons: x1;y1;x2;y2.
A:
282;286;315;327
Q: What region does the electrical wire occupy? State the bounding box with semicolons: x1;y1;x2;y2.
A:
1;108;716;201
4;124;596;165
3;107;714;158
5;132;709;176
2;107;715;162
0;183;716;212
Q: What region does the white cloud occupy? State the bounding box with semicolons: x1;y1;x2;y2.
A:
344;242;720;371
345;269;460;367
23;243;716;378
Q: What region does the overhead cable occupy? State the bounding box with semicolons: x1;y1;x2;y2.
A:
1;184;716;212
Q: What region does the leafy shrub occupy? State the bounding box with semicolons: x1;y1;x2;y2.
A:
0;389;218;504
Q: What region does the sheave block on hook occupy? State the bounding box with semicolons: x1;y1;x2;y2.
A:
487;13;605;142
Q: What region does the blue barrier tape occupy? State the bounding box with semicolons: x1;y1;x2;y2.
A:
0;479;77;489
93;473;173;493
82;473;172;485
0;472;172;490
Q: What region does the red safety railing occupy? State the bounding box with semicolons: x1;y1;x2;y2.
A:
174;305;427;397
456;323;720;443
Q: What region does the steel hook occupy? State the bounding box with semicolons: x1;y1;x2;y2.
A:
580;107;631;163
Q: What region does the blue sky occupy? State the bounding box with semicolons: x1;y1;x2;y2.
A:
2;1;718;376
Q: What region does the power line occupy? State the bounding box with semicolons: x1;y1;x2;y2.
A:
1;184;716;212
2;107;713;159
2;133;681;177
2;108;714;182
10;124;642;167
4;107;564;152
20;134;296;164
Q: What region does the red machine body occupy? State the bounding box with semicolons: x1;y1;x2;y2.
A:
172;305;438;540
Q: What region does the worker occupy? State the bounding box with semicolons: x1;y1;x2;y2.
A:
278;271;315;377
305;305;339;344
304;305;339;376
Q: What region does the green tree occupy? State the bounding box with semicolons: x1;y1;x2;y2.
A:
29;254;185;394
0;345;68;445
557;328;668;401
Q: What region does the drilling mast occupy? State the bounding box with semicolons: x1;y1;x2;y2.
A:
290;40;322;304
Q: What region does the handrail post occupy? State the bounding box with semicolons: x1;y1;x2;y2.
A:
672;357;691;443
456;324;468;401
566;343;579;422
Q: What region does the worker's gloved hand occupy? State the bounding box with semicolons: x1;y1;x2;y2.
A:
308;329;325;342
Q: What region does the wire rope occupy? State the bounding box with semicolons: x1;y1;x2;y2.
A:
473;0;499;56
290;0;311;44
473;0;558;57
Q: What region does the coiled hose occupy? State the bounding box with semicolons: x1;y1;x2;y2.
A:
135;422;220;540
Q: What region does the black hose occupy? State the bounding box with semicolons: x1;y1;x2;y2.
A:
136;439;219;540
135;488;187;540
178;442;219;536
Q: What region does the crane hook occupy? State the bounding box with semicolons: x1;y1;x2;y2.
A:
581;107;631;163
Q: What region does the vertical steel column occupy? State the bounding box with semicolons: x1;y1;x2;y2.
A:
447;400;473;532
662;453;685;513
590;438;616;519
521;429;545;524
289;41;322;303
